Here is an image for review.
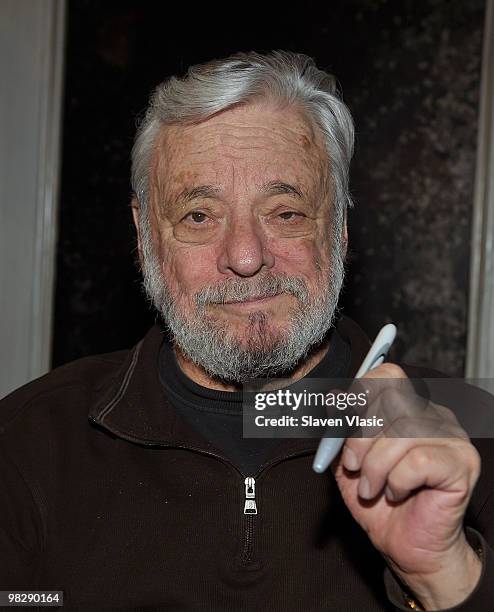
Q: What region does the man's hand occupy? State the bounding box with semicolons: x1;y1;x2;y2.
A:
332;363;482;610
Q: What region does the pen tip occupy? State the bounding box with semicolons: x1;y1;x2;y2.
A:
312;462;325;474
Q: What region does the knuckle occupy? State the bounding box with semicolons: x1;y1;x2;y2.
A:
449;440;481;475
468;445;482;476
381;386;402;404
434;403;454;420
379;363;406;379
407;447;430;471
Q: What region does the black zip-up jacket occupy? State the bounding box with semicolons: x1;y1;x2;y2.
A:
1;318;494;611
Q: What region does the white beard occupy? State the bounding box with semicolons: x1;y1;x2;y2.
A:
140;226;345;383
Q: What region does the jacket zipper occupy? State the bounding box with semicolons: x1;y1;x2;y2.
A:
89;417;313;567
243;476;257;514
241;477;257;564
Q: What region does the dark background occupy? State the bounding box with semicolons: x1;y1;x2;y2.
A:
52;0;486;376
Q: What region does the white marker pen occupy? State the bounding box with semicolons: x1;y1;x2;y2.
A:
312;323;397;474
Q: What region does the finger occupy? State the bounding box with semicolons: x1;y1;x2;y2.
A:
341;436;381;471
340;364;436;471
341;363;410;419
362;362;408;380
341;387;428;471
385;443;481;503
357;436;465;500
342;399;468;474
346;372;429;436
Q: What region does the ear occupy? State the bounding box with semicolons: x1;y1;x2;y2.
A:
131;197;144;265
342;209;348;257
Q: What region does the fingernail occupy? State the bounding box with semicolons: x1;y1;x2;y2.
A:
343;447;359;470
358;476;371;499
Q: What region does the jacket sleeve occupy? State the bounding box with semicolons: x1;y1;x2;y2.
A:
0;447;42;589
383;528;494;611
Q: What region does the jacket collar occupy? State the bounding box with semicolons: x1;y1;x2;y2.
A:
88;317;371;459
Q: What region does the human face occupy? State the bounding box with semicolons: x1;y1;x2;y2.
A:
139;101;345;381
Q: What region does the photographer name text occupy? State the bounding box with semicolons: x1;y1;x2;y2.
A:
254;415;384;427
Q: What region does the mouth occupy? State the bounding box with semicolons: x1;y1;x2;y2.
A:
220;293;283;308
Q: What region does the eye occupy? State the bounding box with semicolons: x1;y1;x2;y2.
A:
185;211;208;224
278;211;303;221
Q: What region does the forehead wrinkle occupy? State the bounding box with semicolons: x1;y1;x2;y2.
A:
178;102;322;155
205;127;315;158
162;104;325;167
151;104;331;214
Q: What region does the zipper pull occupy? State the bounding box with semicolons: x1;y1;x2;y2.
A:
243;476;257;514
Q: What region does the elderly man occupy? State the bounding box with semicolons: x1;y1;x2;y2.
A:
1;51;493;611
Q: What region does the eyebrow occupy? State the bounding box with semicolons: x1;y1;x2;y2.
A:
259;180;304;199
173;180;304;208
175;185;221;206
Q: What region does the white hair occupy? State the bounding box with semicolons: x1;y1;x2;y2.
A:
131;50;355;233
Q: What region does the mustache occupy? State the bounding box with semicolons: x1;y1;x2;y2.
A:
194;273;310;307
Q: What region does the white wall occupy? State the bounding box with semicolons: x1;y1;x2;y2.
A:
0;0;65;398
467;0;494;379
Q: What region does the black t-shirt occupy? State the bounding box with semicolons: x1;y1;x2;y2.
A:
159;327;351;475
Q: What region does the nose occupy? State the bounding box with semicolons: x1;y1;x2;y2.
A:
217;216;274;277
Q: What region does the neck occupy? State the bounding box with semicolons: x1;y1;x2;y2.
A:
173;339;332;391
